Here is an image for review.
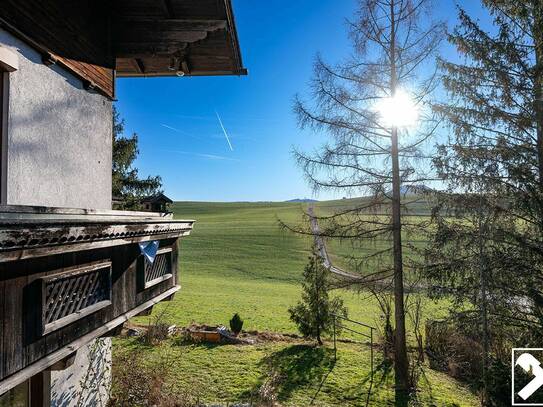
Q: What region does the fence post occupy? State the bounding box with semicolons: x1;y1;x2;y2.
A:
333;314;337;361
370;328;374;380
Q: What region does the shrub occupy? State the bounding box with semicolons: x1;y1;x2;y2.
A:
109;351;198;406
141;323;170;346
425;318;512;404
425;319;483;383
229;313;244;335
140;306;171;345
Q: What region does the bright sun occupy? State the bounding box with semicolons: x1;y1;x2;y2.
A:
374;89;419;128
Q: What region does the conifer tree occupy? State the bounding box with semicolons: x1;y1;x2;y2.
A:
289;245;348;345
293;1;444;400
112;107;162;209
426;2;543;404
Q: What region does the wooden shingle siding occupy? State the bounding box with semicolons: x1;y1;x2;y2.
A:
56;58;114;97
1;257;25;378
0;0;115;98
0;270;5;379
0;238;179;384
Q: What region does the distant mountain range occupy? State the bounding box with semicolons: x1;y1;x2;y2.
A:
399;184;433;195
381;184;432;196
286;198;319;203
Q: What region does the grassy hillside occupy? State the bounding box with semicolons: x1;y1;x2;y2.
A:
113;200;477;406
316;196;433;277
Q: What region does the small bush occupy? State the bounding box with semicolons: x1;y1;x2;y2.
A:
109;351;198;406
425;319;483;383
141;323;170;345
229;313;244;335
140;306;171;345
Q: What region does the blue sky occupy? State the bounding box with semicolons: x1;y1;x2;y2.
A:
115;0;488;202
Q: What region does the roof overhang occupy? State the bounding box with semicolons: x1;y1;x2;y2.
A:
114;0;246;78
0;0;246;98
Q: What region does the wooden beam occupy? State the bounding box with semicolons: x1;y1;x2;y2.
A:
115;18;227;29
100;323;124;338
0;286;180;395
30;371;50;407
41;53;58;66
161;0;175;18
116;68;248;78
136;306;153;317
134;58;145;74
116;41;199;58
46;352;77;371
113;20;227;58
162;293;177;302
0;230;191;263
181;60;191;75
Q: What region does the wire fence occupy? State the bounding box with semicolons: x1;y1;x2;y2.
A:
331;313;376;377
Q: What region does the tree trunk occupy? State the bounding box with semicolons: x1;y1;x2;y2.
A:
478;195;490;406
391;125;410;403
533;2;543;190
389;1;409;403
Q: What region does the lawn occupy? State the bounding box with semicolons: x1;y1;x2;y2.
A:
112;200;477;406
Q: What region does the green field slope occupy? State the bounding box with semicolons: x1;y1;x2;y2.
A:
113;200;477;406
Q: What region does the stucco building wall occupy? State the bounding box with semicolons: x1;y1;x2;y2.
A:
50;338;112;407
0;28;113;406
0;28;112;209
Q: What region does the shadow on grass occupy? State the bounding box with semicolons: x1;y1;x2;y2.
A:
238;343;400;406
348;358;391;407
171;336;223;349
240;344;336;403
232;266;300;283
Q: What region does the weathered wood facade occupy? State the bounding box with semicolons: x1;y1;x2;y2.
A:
0;0;246;98
0;207;193;394
0;0;244;403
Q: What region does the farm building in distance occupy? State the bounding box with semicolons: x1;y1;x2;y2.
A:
141;193;174;213
0;1;245;406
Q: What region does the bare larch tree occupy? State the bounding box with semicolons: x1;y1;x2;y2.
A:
293;0;443;401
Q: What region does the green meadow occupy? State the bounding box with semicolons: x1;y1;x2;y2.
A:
113;200;477;406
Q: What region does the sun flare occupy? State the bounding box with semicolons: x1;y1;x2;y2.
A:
374;89;419;128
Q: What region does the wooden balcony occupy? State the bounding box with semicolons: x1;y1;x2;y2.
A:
0;205;194;394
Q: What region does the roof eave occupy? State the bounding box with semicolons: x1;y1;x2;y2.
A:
224;0;245;76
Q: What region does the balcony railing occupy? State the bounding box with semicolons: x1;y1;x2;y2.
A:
0;205;194;262
0;204;194;394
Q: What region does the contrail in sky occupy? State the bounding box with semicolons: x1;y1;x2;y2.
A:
160;123;202;140
215;111;234;151
157;149;240;162
161;123;180;132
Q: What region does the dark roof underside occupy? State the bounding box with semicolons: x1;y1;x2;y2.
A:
114;0;246;77
0;0;245;98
